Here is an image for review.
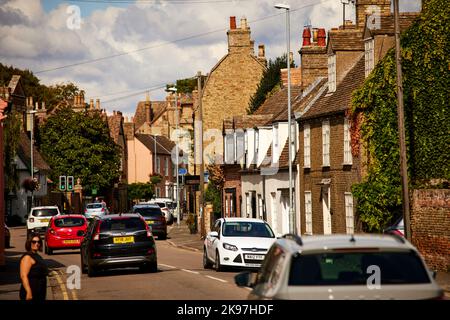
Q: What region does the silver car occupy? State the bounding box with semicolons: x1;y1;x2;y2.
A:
235;234;445;300
84;202;109;219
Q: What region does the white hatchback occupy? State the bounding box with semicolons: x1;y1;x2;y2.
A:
84;202;109;219
203;218;276;272
26;206;61;236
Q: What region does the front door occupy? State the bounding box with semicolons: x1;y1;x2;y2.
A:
322;186;332;234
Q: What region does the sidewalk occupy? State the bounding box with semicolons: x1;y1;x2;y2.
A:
166;220;204;252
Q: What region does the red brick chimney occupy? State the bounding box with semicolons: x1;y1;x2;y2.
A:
317;28;326;46
230;16;236;30
302;26;311;46
299;26;328;89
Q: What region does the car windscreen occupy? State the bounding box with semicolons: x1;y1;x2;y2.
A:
155;202;166;208
100;218;147;232
86;203;102;209
167;203;176;209
288;251;431;286
32;208;59;217
54;218;85;228
222;222;275;238
133;207;163;218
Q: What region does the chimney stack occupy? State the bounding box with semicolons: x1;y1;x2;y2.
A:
230;16;236;29
41;102;46;110
355;0;391;29
302;26;311;46
258;44;265;58
90;99;94;110
96;99;100;110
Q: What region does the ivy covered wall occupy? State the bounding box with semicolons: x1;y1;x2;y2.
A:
349;0;449;232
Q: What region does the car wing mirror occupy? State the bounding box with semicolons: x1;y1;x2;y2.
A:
209;231;219;238
77;230;85;237
234;271;254;288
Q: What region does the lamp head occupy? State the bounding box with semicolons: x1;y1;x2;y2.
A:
274;3;290;10
166;87;177;93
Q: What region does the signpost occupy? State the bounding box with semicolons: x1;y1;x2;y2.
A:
178;168;187;176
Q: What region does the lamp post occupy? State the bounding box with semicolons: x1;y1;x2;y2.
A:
167;87;180;227
275;3;295;234
27;109;37;208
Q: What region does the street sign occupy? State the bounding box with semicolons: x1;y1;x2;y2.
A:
184;175;200;185
178;168;187;175
92;188;97;195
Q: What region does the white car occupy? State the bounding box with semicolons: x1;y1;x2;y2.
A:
203;218;276;272
84;202;109;219
26;206;61;237
147;199;174;224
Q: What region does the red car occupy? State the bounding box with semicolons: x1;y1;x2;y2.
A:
44;215;88;255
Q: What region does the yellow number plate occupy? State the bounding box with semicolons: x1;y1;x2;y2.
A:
113;236;134;244
41;219;50;223
146;221;154;224
63;240;80;244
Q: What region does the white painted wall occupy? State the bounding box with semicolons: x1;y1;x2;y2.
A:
257;127;272;167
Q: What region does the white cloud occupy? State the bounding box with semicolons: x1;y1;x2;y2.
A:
0;0;421;119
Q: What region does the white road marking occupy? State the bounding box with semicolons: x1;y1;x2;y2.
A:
159;263;177;269
205;275;228;283
181;269;200;275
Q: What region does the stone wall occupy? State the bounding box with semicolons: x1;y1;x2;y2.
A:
411;189;450;272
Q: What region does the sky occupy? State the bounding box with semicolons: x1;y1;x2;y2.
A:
0;0;421;119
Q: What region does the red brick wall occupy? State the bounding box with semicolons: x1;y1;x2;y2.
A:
411;189;450;272
222;165;242;217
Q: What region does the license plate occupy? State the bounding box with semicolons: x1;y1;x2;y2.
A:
146;221;154;224
113;236;134;244
40;219;50;223
245;254;265;260
63;240;80;244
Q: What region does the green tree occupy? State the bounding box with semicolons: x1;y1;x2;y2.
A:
127;182;154;202
247;54;295;114
3;111;22;193
38;107;121;194
349;0;450;232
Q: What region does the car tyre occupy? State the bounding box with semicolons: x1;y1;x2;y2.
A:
140;261;157;273
87;263;97;277
159;233;167;240
81;254;87;274
203;248;213;269
44;242;53;255
215;250;223;272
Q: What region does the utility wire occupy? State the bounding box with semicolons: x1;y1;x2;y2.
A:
35;0;333;74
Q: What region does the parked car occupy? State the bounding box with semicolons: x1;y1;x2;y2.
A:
44;215;88;255
5;224;11;248
80;213;157;277
235;234;445;300
148;199;174;224
203;218;276;272
384;216;404;237
132;204;167;240
84;202;109;219
26;206;61;237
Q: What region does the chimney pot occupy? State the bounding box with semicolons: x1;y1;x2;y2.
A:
258;44;265;57
96;99;100;110
240;17;247;30
230;16;236;29
89;99;94;110
317;28;326;46
302;27;311;46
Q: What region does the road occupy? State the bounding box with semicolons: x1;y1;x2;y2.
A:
7;227;251;300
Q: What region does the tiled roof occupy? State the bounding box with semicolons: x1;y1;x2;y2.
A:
234;114;273;129
271;86;306;122
123;122;135;140
363;13;419;38
133;101;166;132
18;131;50;171
107;113;123;144
260;140;297;170
328;29;364;52
300;56;365;120
135;134;175;155
253;85;302;121
293;77;328;119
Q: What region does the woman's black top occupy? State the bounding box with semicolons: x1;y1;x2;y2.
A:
19;252;48;301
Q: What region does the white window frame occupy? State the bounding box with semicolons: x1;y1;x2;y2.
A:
344;118;353;165
225;132;234;164
305;191;312;235
255;130;259;155
345;192;354;234
328;54;336;92
303;124;311;168
365;39;375;78
245;193;251;218
173;162;177;177
322;120;330;167
164;157;169;176
155;187;161;198
156;157;161;174
236;130;245;163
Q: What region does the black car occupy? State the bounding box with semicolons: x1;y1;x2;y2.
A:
80;214;157;277
132;204;167;240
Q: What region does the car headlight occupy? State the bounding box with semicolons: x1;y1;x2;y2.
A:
223;243;238;251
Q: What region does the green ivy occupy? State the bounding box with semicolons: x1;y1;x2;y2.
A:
349;0;450;232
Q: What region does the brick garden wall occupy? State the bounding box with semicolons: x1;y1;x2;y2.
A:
411;189;450;272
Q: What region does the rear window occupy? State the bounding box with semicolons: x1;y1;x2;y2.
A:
288;251;430;286
87;203;102;209
156;202;166;208
32;208;59;217
133;207;163;217
54;218;85;228
100;218;147;232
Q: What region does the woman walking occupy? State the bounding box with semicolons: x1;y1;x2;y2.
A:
19;233;48;301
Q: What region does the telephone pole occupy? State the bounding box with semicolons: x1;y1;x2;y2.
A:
394;0;411;241
197;71;205;238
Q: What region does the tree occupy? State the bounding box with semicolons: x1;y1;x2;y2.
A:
127;182;154;202
247;54;295;114
3;111;22;193
38;107;121;194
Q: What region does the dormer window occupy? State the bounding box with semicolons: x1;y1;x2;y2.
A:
224;131;234;164
365;39;374;77
236;130;245;163
328;54;336;92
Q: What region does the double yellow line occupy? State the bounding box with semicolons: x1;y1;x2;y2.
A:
50;270;79;300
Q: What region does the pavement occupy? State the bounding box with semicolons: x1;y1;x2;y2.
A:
166;219;204;252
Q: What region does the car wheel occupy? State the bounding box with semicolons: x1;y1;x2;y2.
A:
5;237;10;249
215;251;223;272
87;263;97;277
140;261;157;273
203;248;213;269
159;233;167;240
45;242;53;255
80;254;87;274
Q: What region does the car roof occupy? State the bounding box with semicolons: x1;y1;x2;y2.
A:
133;204;160;208
53;214;86;219
275;234;416;254
31;206;59;210
221;217;268;223
98;213;142;220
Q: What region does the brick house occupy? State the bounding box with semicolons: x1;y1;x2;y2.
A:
199;16;266;166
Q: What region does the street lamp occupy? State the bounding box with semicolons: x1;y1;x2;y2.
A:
27;109;37;208
275;3;296;234
167;87;180;228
